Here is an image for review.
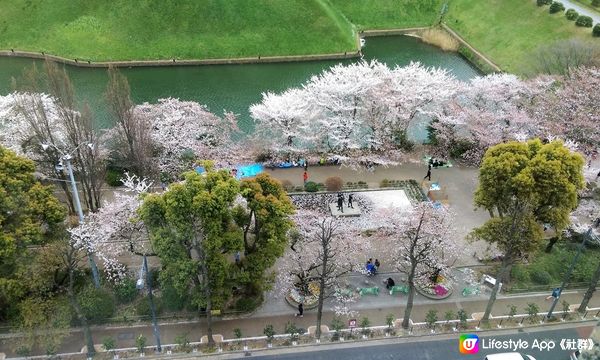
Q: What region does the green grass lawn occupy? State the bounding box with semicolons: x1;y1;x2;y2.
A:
328;0;442;30
446;0;595;74
0;0;595;71
0;0;357;61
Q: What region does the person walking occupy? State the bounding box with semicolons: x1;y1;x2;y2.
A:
295;302;304;317
303;171;309;184
424;164;432;181
348;194;354;208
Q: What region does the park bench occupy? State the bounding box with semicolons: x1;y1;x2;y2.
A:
358;287;379;296
389;285;409;295
461;286;480;297
335;287;354;297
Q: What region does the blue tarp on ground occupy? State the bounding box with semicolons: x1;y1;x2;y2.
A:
236;163;263;179
195;166;206;174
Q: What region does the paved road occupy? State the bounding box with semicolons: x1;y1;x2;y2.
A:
561;0;600;24
236;324;595;360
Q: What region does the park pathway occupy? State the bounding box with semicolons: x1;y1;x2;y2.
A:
561;0;600;24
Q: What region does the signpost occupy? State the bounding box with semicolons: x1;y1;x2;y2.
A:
349;319;357;337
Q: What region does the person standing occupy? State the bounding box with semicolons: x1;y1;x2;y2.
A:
303;171;309;184
424;164;432;181
303;160;308;171
295;302;304;317
348;194;354;208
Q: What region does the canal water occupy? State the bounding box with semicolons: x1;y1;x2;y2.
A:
0;35;479;139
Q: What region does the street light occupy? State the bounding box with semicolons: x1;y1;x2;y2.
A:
546;227;596;320
41;142;101;288
137;254;162;352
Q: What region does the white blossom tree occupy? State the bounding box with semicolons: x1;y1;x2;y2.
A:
134;98;247;176
278;209;370;339
375;202;457;329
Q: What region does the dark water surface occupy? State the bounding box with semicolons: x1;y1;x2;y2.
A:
0;36;479;136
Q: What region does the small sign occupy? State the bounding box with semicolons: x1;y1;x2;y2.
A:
348;319;357;328
211;309;221;316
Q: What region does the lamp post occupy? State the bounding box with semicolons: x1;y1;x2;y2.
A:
546;227;592;320
42;142;101;288
137;254;162;352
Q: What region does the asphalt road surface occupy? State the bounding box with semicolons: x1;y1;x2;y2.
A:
237;324;595;360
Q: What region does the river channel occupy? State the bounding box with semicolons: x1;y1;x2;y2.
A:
0;35;480;139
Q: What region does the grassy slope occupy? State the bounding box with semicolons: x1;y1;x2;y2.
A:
0;0;356;61
329;0;442;30
446;0;593;74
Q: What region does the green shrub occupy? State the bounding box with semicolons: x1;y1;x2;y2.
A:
449;140;475;159
102;336;116;352
593;0;600;6
114;277;138;304
530;270;552;285
136;297;163;317
549;2;565;13
594;24;600;37
78;286;116;322
511;266;530;283
576;15;593;27
263;324;275;343
105;167;123;187
380;179;390;188
136;334;147;353
325;176;343;191
234;295;262;313
304;181;318;192
360;317;371;335
161;284;187;311
565;9;578;20
537;0;552;5
425;309;438;329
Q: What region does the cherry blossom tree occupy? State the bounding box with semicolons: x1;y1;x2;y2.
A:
251;61;458;168
134;98;246;176
1;61;109;213
68;173;153;283
431;74;549;165
375;202;457;329
278;210;370;339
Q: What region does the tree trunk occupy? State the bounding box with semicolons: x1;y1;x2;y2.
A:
402;270;416;329
483;258;510;321
67;263;95;357
199;257;215;347
315;261;328;339
578;260;600;313
545;236;559;253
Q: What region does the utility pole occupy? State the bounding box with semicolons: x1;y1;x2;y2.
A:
145;255;162;352
42;143;101;288
546;228;591;319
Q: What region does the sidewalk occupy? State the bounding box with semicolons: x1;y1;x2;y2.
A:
2;286;598;356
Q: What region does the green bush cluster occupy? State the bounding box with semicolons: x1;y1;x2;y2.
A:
537;0;552;5
304;181;319;192
549;2;565;13
113;277;139;304
593;0;600;6
136;297;163;317
78;286;116;322
576;15;593;27
105;167;124;187
510;244;600;288
530;270;552;285
161;284;188;311
565;9;578;21
234;294;263;313
594;24;600;37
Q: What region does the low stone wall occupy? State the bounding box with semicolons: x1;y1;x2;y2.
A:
0;49;361;68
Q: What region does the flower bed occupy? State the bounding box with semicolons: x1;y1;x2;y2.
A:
285;283;319;310
415;276;453;300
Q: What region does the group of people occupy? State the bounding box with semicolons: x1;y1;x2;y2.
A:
336;192;354;212
365;258;380;276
